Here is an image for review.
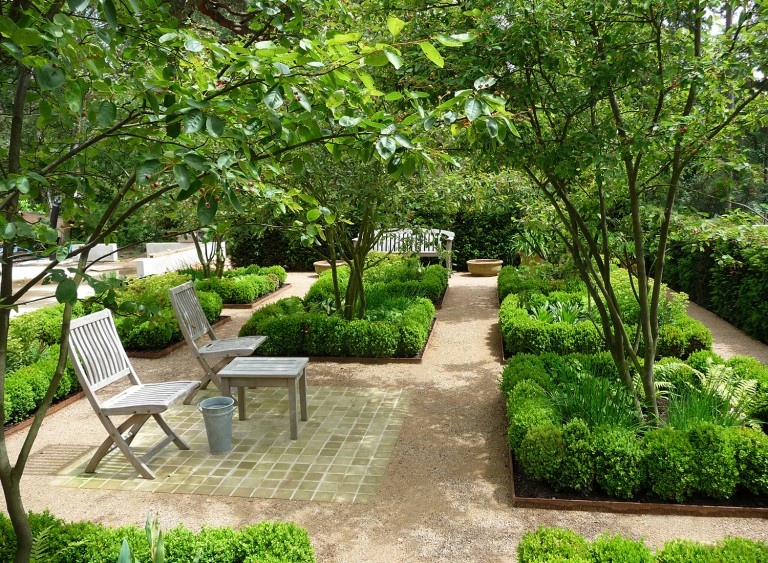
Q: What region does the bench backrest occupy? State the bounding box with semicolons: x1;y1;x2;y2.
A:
372;229;455;255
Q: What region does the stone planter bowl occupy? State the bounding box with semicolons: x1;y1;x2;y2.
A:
313;260;348;275
467;259;503;276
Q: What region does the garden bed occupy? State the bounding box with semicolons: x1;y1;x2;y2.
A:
3;390;85;438
222;282;292;309
126;315;230;359
509;450;768;517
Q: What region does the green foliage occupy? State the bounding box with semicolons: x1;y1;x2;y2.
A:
663;215;768;344
592;426;645;499
3;345;78;424
666;387;744;431
642;428;696;502
518;423;566;485
228;225;320;272
506;380;556;450
733;427;768;496
590;534;653;563
687;423;738;499
549;374;643;431
498;264;583;302
518;528;768;563
517;528;590;563
559;418;594;493
0;511;314;563
500;354;551;396
684;350;724;373
196;274;276;304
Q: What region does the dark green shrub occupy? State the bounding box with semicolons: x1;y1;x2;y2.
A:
196;275;276;304
655;358;699;393
197;290;223;322
733;427;768;495
656;539;716;563
498;264;583;302
506;380;555;450
656;317;713;359
238;297;304;338
642;427;696;502
116;312;176;351
304;314;344;356
253;315;307;356
590;534;653;563
687;422;738;499
517;527;590;563
228;224;319;271
559;418;594;493
258;265;288;284
191;526;241;563
342;320;398;358
592;426;645;499
303;268;349;304
518;423;566;484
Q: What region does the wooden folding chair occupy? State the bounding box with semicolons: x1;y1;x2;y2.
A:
68;309;200;479
169;281;267;403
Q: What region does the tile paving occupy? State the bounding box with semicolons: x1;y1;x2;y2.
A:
52;386;411;503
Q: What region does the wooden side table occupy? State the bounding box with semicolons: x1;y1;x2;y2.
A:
218;357;309;439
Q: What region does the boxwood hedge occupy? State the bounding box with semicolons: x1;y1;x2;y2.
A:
0;511;315;563
518;527;768;563
502;351;768;502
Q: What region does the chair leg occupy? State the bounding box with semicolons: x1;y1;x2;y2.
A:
87;414;156;479
152;413;190;450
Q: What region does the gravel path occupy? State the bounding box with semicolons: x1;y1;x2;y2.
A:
4;272;768;561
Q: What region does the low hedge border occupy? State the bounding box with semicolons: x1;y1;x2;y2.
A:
518;527;768;562
0;510;315;563
502;352;768;506
239;296;436;359
499;293;712;359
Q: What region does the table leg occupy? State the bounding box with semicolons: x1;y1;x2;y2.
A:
237;386;247;421
299;370;308;421
288;379;298;439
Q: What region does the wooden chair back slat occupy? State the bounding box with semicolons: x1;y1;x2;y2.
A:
169;281;214;345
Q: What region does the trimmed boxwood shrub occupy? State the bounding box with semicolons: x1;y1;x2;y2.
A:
518;528;768;562
196;274;277;304
518;423;566;484
0;511;314;563
3;345;78;425
560;418;594;493
592;426;646;499
498;264;584;302
687;422;738;499
642;427;697;502
517;527;590;563
733;427;768;495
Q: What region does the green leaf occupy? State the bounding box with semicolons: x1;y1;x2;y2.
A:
227;187;244;213
435;33;463;47
65;82;82;113
3;222;17;239
384;92;403;101
264;86;284;110
12;28;43;47
55;279;78;306
206;115;225;137
326;32;361;45
67;0;90;10
339;116;362;127
474;75;497;90
137;159;161;184
418;42;444;68
291;87;311;112
183;153;209;171
384;49;404;70
36;66;66;91
96;101;117;127
394;133;414;149
166;119;181;138
387;17;407;38
364;52;389;67
306;208;321;222
464;98;482;122
375;135;397;159
326;90;345;109
197;194;218;225
101;0;118;28
173;164;190;190
184;39;204;53
485;116;499;138
183;109;205;134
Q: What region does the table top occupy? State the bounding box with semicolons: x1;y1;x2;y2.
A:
219;357;309;377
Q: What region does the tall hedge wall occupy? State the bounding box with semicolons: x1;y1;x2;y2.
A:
662;213;768;344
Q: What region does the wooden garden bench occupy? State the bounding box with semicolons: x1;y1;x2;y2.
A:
367;228;455;270
168;281;267;403
67;309;200;479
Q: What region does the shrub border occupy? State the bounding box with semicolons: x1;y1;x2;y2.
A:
221;282;293;309
308;319;438;364
126;315;231;359
508;450;768;518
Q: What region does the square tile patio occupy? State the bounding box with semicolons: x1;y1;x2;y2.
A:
52;386;412;503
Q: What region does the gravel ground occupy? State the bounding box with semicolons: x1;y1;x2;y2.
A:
4;272;768;561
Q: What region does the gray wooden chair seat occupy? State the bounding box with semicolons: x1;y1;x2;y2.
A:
169;281;267;402
68;309;200;480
